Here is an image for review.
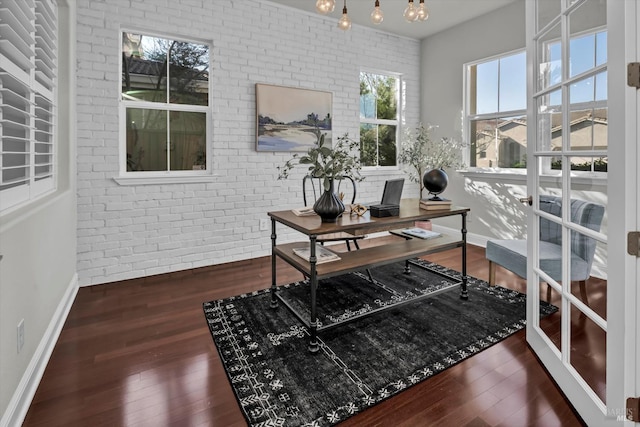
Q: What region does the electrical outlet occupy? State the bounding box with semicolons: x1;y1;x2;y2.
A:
466;212;472;223
259;218;269;231
17;319;24;354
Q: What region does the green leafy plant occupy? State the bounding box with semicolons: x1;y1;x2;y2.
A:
551;157;608;172
398;124;465;198
277;130;364;192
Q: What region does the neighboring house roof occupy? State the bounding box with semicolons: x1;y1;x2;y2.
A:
125;56;164;76
122;56;209;81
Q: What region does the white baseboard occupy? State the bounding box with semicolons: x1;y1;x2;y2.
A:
430;224;489;248
1;274;78;427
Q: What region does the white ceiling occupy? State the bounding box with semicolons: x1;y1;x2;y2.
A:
268;0;518;40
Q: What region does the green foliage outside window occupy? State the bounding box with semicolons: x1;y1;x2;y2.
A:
551;158;608;172
359;72;398;167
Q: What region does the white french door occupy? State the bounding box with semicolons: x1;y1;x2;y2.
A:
526;0;638;425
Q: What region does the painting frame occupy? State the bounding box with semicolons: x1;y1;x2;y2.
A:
255;83;333;152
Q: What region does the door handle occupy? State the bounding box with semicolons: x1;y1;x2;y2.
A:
519;196;533;206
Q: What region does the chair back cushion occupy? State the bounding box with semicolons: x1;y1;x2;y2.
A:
539;195;605;273
539;196;562;245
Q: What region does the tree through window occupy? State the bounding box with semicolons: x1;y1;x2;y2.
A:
359;71;400;167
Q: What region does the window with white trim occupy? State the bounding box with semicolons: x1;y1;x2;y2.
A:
121;32;210;175
466;50;527;169
465;29;607;172
1;0;57;212
359;71;400;167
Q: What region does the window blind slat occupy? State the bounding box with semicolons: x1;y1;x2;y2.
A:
3;164;30;171
35;48;55;70
0;24;33;55
35;69;53;89
0;5;36;35
35;15;55;38
35;35;54;59
0;175;30;187
0;40;34;72
0;118;31;130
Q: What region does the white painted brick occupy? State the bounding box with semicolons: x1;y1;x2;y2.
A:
104;263;133;276
105;232;133;242
75;0;420;285
105;218;133;227
105;247;133;258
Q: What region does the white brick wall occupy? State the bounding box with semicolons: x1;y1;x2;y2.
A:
75;0;421;286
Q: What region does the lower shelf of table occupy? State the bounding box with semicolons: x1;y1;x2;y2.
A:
273;234;463;280
272;258;464;333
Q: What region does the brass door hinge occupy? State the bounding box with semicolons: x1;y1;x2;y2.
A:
628;397;640;422
628;63;640;89
628;232;640;257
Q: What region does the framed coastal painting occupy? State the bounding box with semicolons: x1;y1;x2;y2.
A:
256;83;332;152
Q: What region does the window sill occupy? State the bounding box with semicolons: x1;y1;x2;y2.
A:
113;174;219;186
459;168;527;180
458;168;607;187
361;165;402;174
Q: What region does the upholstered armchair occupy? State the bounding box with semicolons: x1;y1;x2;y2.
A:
486;195;605;302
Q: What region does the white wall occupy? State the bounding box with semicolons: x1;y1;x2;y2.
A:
75;0;421;286
0;1;77;424
420;0;527;234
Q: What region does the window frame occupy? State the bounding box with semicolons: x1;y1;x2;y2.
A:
0;0;58;214
117;29;213;184
359;68;402;170
463;47;527;171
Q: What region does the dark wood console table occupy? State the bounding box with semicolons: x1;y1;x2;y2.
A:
268;198;470;353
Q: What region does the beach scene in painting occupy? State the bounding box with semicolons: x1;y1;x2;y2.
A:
256;84;332;151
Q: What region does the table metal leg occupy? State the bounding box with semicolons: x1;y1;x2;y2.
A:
460;212;469;300
308;235;320;353
270;218;278;309
404;260;411;274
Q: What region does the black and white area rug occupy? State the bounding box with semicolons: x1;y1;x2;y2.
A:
203;259;557;427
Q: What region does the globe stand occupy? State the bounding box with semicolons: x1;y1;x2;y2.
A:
422;168;449;201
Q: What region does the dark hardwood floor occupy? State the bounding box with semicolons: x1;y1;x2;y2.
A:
22;239;599;427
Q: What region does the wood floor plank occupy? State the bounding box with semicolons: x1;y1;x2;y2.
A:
22;242;590;426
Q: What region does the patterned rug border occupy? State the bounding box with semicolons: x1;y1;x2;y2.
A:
203;260;557;427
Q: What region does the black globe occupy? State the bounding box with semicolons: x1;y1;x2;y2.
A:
423;168;449;200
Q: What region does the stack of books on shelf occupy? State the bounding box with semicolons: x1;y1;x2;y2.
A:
292;244;341;264
420;197;452;211
401;227;441;240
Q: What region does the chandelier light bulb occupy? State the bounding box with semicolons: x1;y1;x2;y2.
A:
403;0;418;22
370;0;384;24
338;4;352;30
316;0;328;14
326;0;336;13
316;0;335;14
417;0;429;21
